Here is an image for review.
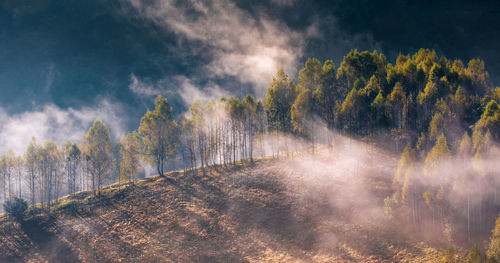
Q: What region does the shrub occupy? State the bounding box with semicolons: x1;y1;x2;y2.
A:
440;246;458;263
466;244;485;263
3;197;28;221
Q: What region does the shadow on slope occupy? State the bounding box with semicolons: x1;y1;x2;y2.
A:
19;218;80;263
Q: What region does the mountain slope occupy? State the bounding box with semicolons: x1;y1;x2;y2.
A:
0;150;453;262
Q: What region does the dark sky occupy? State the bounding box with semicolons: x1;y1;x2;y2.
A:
0;0;499;153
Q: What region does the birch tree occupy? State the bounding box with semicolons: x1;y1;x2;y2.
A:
138;95;179;178
82;119;113;198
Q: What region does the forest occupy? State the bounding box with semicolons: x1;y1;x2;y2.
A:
1;48;500;261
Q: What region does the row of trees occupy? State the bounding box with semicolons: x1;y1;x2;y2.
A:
0;119;141;217
1;49;498;223
178;95;266;172
265;49;499;154
373;50;500;251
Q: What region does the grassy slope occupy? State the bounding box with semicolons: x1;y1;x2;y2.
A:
0;156;453;262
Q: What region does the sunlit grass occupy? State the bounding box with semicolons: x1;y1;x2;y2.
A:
0;154;453;262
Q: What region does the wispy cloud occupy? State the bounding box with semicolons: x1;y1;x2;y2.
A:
123;0;316;98
170;76;232;105
0;100;128;155
129;73;163;97
129;73;232;106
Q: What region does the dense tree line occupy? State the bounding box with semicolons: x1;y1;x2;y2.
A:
0;48;498;254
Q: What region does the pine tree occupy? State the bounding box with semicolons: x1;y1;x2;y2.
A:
394;144;416;189
429;112;445;142
313;59;338;137
265;67;296;134
440;246;458;263
487;214;500;262
476;100;500;141
424;133;451;177
466;244;485;263
265;67;296;158
291;89;316;153
458;132;472;156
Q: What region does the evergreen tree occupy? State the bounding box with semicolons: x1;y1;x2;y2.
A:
487;214;500;262
394;144;416;189
313;59;338;138
297;58;322;92
466;244;485;263
265;67;296;134
340;88;363;133
458;132;472;157
424;133;451;177
440;246;458;263
291;89;316;153
476;100;500;141
429;112;445;142
337;50;387;90
389;82;406;129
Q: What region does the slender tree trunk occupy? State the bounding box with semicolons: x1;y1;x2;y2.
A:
8;170;12;202
311;119;315;155
18;170;22;198
467;190;470;242
276;131;279;160
31;171;36;217
233;127;236;166
47;169;52;218
157;161;162;178
2;177;6;209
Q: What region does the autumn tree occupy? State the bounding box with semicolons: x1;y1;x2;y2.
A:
138;95;179;178
0;159;5;206
191;98;210;169
120;132;141;184
487;214;500;262
178;114;196;173
1;150;16;203
242;95;258;162
113;140;124;188
62;142;81;197
466;244;485;263
82;119;113;197
38;141;61;217
24;137;39;216
227;97;244;165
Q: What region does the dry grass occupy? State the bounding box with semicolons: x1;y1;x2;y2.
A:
0;157;451;262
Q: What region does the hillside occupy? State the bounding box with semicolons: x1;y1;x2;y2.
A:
0;144;457;263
